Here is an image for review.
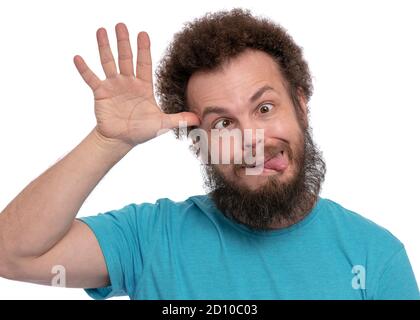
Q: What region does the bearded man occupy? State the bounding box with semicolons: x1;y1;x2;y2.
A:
0;9;418;300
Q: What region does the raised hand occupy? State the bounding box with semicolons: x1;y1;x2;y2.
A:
73;23;200;147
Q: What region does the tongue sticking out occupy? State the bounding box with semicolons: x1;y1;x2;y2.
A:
264;152;289;171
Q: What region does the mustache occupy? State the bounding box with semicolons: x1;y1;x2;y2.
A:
232;141;294;170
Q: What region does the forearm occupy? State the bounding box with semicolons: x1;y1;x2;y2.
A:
0;128;132;259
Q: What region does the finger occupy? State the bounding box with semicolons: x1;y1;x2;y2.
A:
136;31;153;82
115;23;134;77
96;28;118;78
163;112;201;130
73;55;101;91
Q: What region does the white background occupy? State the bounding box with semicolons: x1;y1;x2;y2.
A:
0;0;419;299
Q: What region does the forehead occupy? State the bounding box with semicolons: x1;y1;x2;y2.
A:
186;49;287;112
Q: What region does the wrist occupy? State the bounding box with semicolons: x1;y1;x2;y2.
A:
90;127;134;155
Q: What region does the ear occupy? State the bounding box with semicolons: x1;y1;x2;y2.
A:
296;88;309;130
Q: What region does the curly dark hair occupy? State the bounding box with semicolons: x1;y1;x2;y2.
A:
155;8;313;137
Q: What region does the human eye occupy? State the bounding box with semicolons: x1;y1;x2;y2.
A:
213;118;233;129
258;103;274;114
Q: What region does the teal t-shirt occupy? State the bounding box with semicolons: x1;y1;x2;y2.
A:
79;196;419;300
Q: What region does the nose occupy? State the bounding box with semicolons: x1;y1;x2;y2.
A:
241;121;264;156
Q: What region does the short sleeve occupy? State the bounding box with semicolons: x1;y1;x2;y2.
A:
77;201;160;299
373;246;420;300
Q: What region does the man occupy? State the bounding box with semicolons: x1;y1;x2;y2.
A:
0;8;418;299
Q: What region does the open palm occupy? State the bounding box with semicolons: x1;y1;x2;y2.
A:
73;23;199;146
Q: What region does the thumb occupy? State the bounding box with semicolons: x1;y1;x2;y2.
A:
163;111;201;130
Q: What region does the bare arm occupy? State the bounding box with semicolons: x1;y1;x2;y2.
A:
0;23;199;288
0;129;131;288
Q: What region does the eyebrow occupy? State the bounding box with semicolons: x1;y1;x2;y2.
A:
201;106;230;120
201;85;275;120
249;85;274;103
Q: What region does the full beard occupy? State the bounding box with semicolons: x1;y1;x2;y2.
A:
202;126;326;231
